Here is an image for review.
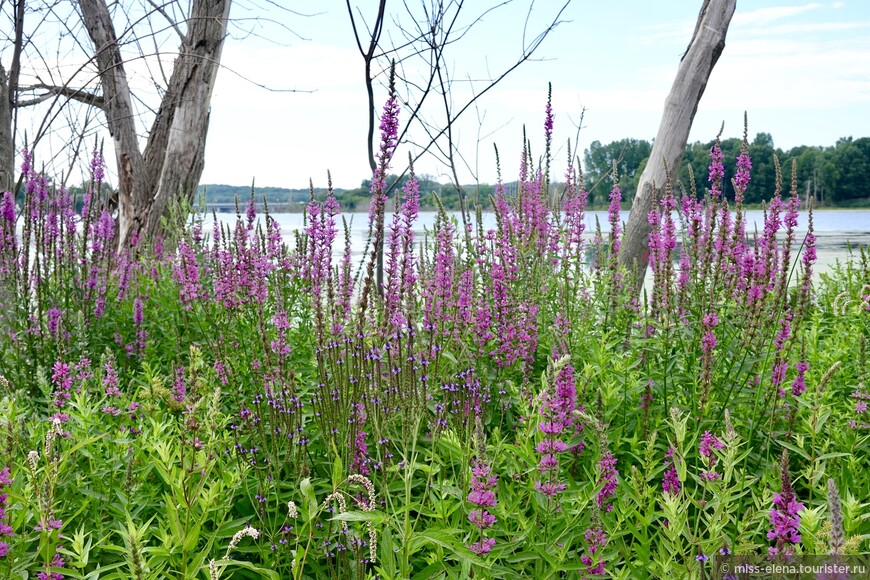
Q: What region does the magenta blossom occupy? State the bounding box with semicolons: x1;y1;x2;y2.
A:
467;459;498;555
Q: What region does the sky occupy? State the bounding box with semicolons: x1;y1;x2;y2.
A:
12;0;869;191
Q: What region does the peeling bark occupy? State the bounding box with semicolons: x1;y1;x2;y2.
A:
140;0;231;242
619;0;736;288
78;0;231;246
0;65;13;192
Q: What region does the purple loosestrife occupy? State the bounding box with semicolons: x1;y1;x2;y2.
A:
597;450;618;512
734;136;752;201
0;466;12;558
349;403;370;476
580;525;607;578
466;460;497;555
562;157;589;267
103;357;120;396
759;192;784;292
849;387;870;430
0;191;17;274
172;367;187;404
37;551;64;580
543;83;554;178
363;64;400;300
708;139;725;198
534;402;568;499
422;213;456;338
647;196;662;271
335;217;353;327
269;310;292;357
50;361;73;420
791;360;808;397
607;179;622;260
768;449;804;557
0;191;13;223
90;146;106;184
172;239;203;309
662;446;681;495
304;188;339;296
46;308;62;337
699;431;724;480
698;311;719;411
799;208;816;297
384;169;420;333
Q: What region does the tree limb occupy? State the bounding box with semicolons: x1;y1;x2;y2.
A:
16;83;105;108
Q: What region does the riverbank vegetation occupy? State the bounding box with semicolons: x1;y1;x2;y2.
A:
196;132;870;214
0;92;868;579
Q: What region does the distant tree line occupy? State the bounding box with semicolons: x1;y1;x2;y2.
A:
583;134;870;207
193;134;868;213
197;175;503;213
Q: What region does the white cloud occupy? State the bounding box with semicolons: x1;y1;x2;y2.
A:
732;3;824;27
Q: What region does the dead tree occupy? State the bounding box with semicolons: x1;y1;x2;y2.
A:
0;0;24;193
78;0;232;245
619;0;736;288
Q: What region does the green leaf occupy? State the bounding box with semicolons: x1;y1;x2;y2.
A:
329;510;387;523
775;440;811;460
208;558;281;580
300;477;318;522
415;530;488;569
380;526;398;579
332;455;344;488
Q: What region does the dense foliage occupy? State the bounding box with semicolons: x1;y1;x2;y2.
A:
0;89;868;579
583;134;870;207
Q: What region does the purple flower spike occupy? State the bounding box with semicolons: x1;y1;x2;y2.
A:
466;459;497;555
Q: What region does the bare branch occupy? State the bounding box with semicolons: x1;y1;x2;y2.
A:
146;0;184;41
17;82;104;108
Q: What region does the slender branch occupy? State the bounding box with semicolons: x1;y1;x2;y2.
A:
16;83;104;108
146;0;184;41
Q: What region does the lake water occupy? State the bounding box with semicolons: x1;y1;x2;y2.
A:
213;209;870;277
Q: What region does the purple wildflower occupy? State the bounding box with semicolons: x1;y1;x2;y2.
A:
662;447;681;495
468;537;496;556
597;451;618;511
534;480;567;499
734;145;752;200
36;551;65;580
708;141;725;197
608;182;622;258
581;526;607;578
0;466;13;559
534;361;576;500
699;431;724;480
467;460;497;555
350;403;370;476
768;449;804;557
791;360;808;397
172;367;187;403
103;359;120;396
51;362;73;412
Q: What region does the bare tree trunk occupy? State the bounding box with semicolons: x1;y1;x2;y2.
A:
2;0;26;193
0;65;13;192
619;0;735;288
140;0;231;242
78;0;231;246
78;0;149;244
